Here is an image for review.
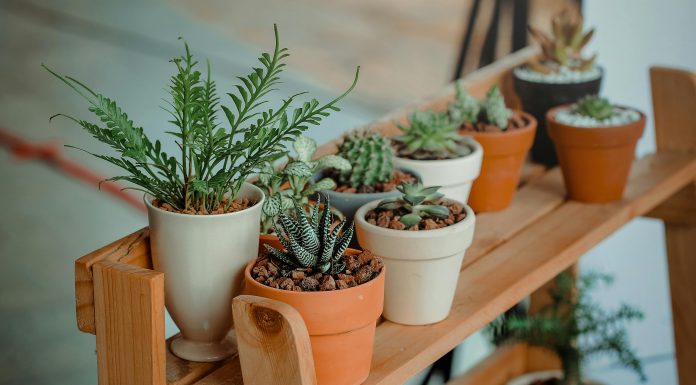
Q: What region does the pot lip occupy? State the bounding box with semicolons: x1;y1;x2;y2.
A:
244;247;386;298
319;166;422;198
459;110;537;138
513;64;605;85
546;104;646;130
354;198;475;239
394;138;483;165
144;182;265;218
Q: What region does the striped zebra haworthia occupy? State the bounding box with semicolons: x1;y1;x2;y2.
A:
266;194;353;274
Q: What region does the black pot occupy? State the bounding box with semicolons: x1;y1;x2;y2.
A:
513;68;603;166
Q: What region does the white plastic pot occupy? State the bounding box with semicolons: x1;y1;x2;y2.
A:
507;370;604;385
355;199;476;325
145;182;264;362
393;139;483;203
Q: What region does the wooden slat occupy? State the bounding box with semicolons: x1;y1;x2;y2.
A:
651;67;696;153
94;260;165;385
445;344;527;385
646;184;696;225
76;227;151;334
232;295;316;385
360;153;696;385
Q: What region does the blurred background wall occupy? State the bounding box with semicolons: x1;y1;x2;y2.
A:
0;0;694;384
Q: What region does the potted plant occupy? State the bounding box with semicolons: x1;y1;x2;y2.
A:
243;195;385;385
319;130;419;226
489;272;646;385
392;111;483;202
514;8;602;166
450;83;537;212
256;134;351;233
45;26;359;362
546;96;645;203
355;183;475;325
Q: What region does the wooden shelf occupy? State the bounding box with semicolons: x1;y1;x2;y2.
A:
73;51;696;385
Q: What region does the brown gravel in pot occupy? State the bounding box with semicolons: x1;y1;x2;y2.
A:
365;200;467;231
332;169;417;194
153;197;253;215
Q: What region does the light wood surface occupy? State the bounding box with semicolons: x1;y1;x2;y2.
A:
232;295;316;385
650;66;696;385
93;260;166;385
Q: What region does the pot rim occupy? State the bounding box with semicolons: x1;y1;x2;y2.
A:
459;110;537;139
546;104;646;130
513;65;605;85
394;137;483;166
144;182;265;219
318;166;422;198
244;240;386;298
354;198;475;239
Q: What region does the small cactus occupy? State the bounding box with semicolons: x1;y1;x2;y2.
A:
335;131;394;189
265;194;353;274
395;110;473;160
449;83;512;130
575;95;615;120
527;7;597;74
377;183;450;227
448;82;480;125
481;86;513;130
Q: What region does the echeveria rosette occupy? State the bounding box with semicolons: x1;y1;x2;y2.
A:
377;183;450;227
574;95;615;120
395;111;472;160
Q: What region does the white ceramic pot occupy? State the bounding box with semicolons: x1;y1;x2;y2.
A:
355;199;476;325
145;182;264;362
507;370;604;385
393;139;483;202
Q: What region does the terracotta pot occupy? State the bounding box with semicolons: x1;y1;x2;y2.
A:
393;139;483;203
466;111;537;212
514;67;603;166
242;236;385;385
506;370;604;385
355;199;476;325
145;182;264;362
547;105;645;203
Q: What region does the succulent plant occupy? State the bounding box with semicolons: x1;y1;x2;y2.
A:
377;183;450;227
574;95;615;120
395;111;473;160
335;131;394;189
449;83;512;130
527;8;597;74
257;135;350;232
448;82;480;125
266;194;353;274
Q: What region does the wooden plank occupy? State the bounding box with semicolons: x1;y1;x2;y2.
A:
232;295;316;385
650;66;696;385
646;184;696;225
93;260;165;385
361;153;696;385
75;227;151;334
664;225;696;385
445;344;528;385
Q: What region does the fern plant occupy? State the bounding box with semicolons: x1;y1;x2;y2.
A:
266;194;353;274
489;272;646;385
377;183;449;227
257;135;350;232
334;130;394;189
394;110;472;160
44;25;358;213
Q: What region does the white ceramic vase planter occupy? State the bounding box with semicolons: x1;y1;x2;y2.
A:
393;140;483;203
355;199;476;325
507;370;603;385
145;182;264;362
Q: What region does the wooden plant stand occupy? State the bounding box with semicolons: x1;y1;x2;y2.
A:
73;48;696;385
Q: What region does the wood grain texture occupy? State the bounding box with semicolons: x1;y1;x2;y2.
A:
166;335;226;385
445;344;527;385
93;260;165;385
361;153;696;385
232;295;316;385
75;227;151;334
651;65;696;385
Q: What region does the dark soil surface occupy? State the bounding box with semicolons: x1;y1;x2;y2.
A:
333;169;416;193
365;200;467;230
153;197;253;215
459;112;530;134
251;250;384;292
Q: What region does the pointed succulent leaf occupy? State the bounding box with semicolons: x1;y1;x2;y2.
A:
288;235;316;267
294;203;320;255
416;204;450;218
264;244;297;268
400;213;422;227
334;223;354;261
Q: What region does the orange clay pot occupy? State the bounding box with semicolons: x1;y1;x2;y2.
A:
242;235;385;385
466;111;537;212
547;105;645;203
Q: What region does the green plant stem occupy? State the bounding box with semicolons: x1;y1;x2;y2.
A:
560;347;582;385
